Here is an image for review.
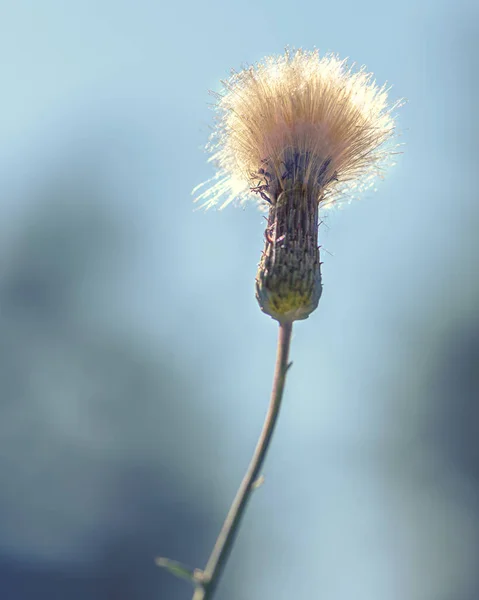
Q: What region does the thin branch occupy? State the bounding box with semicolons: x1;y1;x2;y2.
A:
192;321;293;600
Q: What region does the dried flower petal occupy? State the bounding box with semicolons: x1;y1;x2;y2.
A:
194;48;399;210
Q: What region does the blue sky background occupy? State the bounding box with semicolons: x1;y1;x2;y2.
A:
1;1;479;599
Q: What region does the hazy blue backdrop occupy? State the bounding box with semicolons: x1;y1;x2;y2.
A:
1;1;478;599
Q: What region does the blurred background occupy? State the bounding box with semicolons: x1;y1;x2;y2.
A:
0;1;478;599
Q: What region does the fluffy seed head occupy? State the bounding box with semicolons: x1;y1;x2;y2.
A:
194;48;399;209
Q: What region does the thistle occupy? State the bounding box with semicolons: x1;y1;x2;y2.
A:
160;48;400;600
195;49;397;322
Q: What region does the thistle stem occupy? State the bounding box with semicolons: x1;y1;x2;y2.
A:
192;321;293;600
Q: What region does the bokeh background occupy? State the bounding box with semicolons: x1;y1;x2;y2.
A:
1;1;478;599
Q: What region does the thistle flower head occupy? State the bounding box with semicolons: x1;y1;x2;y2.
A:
194;49;401;323
194;48;398;210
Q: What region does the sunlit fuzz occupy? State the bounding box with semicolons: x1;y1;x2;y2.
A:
194;48;398;210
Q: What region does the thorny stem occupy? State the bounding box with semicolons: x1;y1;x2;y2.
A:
192;321;293;600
